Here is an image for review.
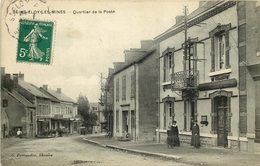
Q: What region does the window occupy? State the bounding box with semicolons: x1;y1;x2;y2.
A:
2;99;8;107
38;104;41;115
215;33;226;70
116;110;119;132
163;102;174;129
30;111;33;123
162;96;175;129
116;78;119;101
130;71;135;98
184;100;196;131
122;75;126;100
209;24;231;72
162;47;175;82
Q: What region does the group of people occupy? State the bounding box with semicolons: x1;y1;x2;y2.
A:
167;120;200;149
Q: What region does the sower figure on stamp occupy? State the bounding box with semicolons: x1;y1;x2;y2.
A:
191;120;200;148
171;121;180;146
24;23;48;61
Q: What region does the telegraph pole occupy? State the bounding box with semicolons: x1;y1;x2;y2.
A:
183;5;188;71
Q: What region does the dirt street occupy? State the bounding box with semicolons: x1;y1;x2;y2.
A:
1;135;191;166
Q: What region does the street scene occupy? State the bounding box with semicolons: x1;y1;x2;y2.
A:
1;135;190;166
1;134;260;166
1;0;260;166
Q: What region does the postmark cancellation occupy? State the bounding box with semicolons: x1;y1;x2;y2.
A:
17;19;54;64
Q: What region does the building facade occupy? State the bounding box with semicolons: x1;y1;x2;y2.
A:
40;85;79;135
104;68;115;137
89;102;105;134
113;40;159;141
1;68;79;137
1;69;36;138
155;1;260;152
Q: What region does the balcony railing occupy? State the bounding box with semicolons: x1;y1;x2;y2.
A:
171;70;199;90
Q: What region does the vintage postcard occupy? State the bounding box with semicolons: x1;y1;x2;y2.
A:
1;0;260;166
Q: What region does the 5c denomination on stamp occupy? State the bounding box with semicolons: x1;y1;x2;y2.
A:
17;19;54;64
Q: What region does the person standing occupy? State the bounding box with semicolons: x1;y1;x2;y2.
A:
17;128;22;139
191;120;200;148
171;121;180;146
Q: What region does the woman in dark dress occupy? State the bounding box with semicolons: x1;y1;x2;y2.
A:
191;120;200;148
171;121;180;146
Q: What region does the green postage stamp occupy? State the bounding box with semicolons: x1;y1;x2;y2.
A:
17;19;54;64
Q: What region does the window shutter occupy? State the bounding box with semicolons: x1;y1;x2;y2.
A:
163;55;166;82
210;37;215;72
225;31;231;68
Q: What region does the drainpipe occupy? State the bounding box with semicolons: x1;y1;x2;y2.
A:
157;50;161;143
134;64;137;141
236;0;240;151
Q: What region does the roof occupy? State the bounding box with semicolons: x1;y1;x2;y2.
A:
2;88;35;108
41;88;75;103
154;1;223;41
113;46;157;76
19;80;51;99
38;88;60;103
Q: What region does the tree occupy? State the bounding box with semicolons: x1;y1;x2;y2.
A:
77;93;97;134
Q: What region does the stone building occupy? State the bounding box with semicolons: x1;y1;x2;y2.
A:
1;68;36;138
155;1;260;152
39;85;79;134
89;102;105;134
113;40;159;141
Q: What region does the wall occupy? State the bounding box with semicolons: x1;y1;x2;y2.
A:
113;65;135;137
138;47;159;141
1;90;34;138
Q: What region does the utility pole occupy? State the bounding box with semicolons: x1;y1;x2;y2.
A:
183;5;188;72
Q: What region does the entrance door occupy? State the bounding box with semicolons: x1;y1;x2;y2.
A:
131;110;135;140
29;124;33;138
122;111;128;133
216;96;228;147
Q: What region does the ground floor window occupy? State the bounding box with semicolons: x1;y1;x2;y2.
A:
162;96;175;129
116;110;119;132
184;100;197;132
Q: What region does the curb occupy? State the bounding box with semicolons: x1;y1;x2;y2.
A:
83;138;181;160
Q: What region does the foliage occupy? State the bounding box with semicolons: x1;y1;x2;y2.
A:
77;93;97;130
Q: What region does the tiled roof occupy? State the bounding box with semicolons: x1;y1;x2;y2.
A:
2;88;35;108
38;88;60;102
43;89;75;103
18;80;51;99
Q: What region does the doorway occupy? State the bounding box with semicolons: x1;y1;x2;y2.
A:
122;111;128;133
216;96;228;147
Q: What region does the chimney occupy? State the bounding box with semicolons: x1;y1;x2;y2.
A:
113;62;125;72
1;67;5;76
140;40;154;50
175;15;185;25
57;88;61;93
18;72;24;80
108;68;114;76
13;74;19;90
43;85;48;90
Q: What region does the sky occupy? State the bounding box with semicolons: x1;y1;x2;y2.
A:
1;0;199;102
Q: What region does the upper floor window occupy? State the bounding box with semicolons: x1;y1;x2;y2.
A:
122;75;126;101
162;47;175;82
215;33;226;70
116;78;119;101
130;71;135;98
2;99;8;107
209;24;231;72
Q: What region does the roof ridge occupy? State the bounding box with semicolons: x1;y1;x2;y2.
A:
2;88;35;108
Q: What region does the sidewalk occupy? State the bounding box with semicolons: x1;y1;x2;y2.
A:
83;135;260;166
